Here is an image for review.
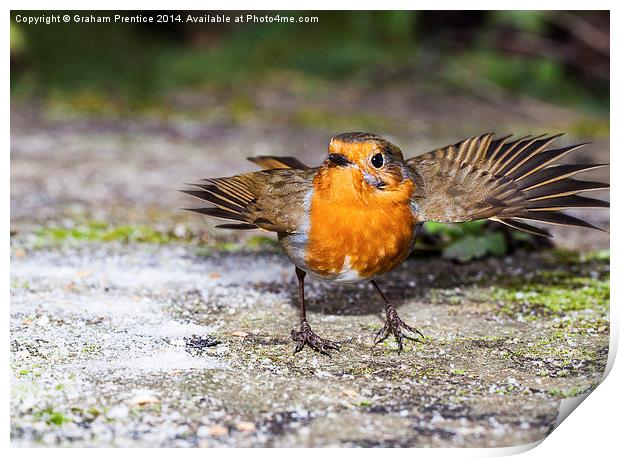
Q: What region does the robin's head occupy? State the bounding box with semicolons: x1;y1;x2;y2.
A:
324;132;410;191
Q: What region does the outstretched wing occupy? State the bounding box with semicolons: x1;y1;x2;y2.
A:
181;168;315;232
407;133;608;236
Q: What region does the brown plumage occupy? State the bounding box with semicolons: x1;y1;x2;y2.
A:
407;133;608;235
183;169;313;232
182;132;608;355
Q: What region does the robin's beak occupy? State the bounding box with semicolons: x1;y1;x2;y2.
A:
327;153;352;167
363;172;386;189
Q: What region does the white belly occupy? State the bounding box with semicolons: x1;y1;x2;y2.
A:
326;255;364;283
279;235;366;284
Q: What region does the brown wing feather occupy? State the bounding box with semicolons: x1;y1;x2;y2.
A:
407;133;608;235
181;168;315;233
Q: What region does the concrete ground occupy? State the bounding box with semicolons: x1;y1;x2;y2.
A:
10;81;610;447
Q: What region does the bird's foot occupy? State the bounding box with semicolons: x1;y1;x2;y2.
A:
374;305;424;353
291;320;340;357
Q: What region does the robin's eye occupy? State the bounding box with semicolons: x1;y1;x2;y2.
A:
371;153;384;169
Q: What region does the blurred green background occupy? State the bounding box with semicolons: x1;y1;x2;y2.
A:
11;11;609;112
10;11;610;261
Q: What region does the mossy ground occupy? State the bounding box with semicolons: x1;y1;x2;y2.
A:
10;240;609;447
25;219;280;252
490;254;609;320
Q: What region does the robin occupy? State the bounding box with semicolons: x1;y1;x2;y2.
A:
182;132;609;355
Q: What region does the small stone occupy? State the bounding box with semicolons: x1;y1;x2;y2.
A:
231;331;249;338
173;224;187;238
36;315;50;326
235;421;256;432
42;432;56;445
129;389;160;405
208;424;229;437
107;405;129;419
185;335;220;355
65;282;77;291
341;389;360;398
76;270;91;278
196;425;210;438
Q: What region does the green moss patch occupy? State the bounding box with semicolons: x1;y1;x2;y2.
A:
33;221;188;246
20;221;285;254
547;385;595;398
33;407;71;426
491;271;609;319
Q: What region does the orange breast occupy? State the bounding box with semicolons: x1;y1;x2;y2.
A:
305;167;417;282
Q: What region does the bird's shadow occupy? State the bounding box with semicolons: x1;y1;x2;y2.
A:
280;251;601;317
303;280;423;317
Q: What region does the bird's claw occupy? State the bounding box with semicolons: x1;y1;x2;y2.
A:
374;305;424;353
292;321;340;357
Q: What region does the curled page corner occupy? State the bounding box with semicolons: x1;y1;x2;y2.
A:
554;392;591;430
552;312;617;432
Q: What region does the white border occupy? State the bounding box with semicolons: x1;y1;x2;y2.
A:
3;1;616;10
4;2;616;456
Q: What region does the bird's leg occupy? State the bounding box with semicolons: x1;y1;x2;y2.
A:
372;280;424;353
291;267;340;356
